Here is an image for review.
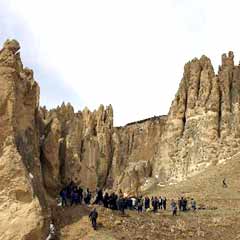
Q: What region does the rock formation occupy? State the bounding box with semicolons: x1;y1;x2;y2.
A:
1;39;240;238
0;40;46;240
152;52;240;183
40;103;114;192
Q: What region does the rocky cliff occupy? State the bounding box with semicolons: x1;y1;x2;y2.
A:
1;39;240;239
40;103;114;192
0;40;46;240
152;52;240;184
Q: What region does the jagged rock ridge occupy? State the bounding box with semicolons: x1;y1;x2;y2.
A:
1;39;240;239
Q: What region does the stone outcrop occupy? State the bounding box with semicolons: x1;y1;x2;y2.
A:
0;40;46;239
110;116;166;193
2;39;240;238
40;103;114;192
152;52;240;184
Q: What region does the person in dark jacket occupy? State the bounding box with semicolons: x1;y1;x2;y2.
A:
77;186;83;204
60;188;68;207
84;188;91;205
89;208;98;230
152;197;159;213
178;197;184;211
118;197;126;215
71;190;79;206
103;192;109;208
144;196;150;210
137;197;143;213
182;198;188;211
94;188;103;205
162;197;167;210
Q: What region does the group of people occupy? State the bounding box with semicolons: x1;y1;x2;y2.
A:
58;181;197;231
178;197;196;212
59;180;92;207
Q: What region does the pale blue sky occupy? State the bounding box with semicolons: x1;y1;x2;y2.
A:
1;0;240;126
0;1;84;110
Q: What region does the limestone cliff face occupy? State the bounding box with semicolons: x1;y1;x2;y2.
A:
110;116;166;193
40;103;114;192
152;52;240;184
2;39;240;239
0;40;45;240
40;102;167;194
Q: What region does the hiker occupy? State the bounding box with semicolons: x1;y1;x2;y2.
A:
84;188;91;205
144;196;150;210
131;197;137;210
109;192;118;210
46;221;56;240
137;196;143;213
178;197;184;211
170;199;177;216
191;198;197;211
94;188;103;205
77;186;83;204
118;196;126;215
159;196;163;209
103;192;109;208
152;197;159;213
71;190;79;206
162;197;167;210
126;197;133;210
223;178;227;188
182;198;188;211
59;188;67;207
89;208;98;230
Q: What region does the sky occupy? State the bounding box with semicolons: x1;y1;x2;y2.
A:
1;0;240;126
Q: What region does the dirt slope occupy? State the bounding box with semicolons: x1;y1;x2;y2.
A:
51;152;240;240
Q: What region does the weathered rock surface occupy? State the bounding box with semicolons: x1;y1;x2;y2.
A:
152;52;240;184
40;103;114;191
0;39;46;240
110;116;166;193
2;39;240;238
0;137;43;240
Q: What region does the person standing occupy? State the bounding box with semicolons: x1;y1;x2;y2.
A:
103;192;109;208
89;208;98;230
223;178;228;188
191;198;197;211
153;197;159;213
162;197;167;210
137;197;143;213
46;221;56;240
144;196;150;210
60;188;67;207
159;196;163;209
170;199;177;216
